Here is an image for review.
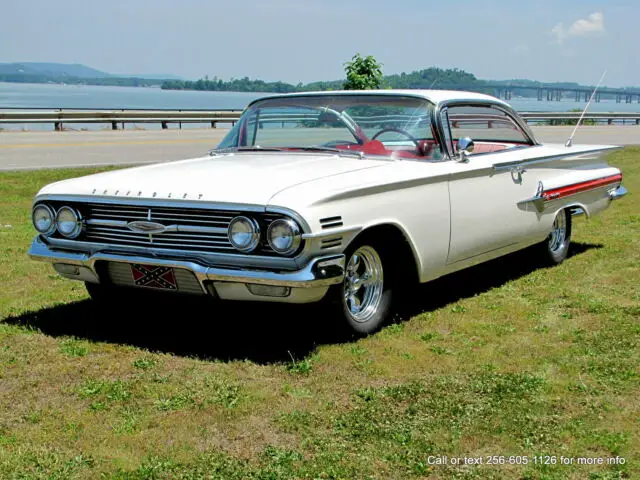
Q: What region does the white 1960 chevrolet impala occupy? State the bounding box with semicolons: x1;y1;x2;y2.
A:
29;90;627;334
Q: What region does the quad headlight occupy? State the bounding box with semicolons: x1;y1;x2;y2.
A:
32;204;56;235
267;218;301;255
228;216;260;252
55;206;83;238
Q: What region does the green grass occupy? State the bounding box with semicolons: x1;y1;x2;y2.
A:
0;150;638;479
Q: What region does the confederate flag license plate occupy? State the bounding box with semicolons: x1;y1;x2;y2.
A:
130;264;178;290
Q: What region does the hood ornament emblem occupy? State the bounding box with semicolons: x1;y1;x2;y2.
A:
127;221;166;235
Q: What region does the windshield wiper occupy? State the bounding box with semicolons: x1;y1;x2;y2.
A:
209;146;283;155
293;146;364;158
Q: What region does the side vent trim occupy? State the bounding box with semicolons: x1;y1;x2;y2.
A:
321;236;343;249
320;216;343;229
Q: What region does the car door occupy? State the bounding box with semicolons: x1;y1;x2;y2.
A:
441;104;542;265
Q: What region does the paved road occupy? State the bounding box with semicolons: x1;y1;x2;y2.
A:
0;129;228;171
0;126;638;171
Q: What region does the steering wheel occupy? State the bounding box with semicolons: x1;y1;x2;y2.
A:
371;128;420;148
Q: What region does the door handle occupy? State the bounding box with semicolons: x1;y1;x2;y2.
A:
511;166;527;183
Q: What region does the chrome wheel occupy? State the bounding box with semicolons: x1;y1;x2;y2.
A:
343;246;384;323
548;211;568;254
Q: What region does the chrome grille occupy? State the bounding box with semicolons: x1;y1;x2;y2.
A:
81;203;282;255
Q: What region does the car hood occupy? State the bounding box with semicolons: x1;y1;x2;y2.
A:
37;152;386;206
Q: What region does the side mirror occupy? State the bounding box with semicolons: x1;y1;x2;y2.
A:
457;137;475;162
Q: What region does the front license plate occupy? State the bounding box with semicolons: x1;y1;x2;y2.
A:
130;264;178;290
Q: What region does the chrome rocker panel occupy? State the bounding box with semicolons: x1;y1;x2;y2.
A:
28;237;345;304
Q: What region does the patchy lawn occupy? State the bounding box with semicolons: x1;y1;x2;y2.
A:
0;149;638;479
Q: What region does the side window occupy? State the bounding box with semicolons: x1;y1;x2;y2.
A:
447;105;531;146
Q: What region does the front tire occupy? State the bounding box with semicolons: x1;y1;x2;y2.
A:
541;209;572;265
327;240;395;336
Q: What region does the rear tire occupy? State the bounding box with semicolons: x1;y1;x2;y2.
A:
326;237;397;336
540;209;572;265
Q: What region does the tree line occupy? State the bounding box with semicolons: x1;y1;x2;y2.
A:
160;66;482;93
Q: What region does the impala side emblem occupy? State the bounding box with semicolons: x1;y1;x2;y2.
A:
127;221;166;235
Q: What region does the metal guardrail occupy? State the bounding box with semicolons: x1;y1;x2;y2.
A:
1;109;640;130
518;111;640;125
0;109;244;130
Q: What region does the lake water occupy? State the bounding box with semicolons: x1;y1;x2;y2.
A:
1;81;639;131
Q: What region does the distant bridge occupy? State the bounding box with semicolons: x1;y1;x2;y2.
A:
435;84;640;103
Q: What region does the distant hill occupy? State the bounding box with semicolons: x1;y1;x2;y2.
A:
0;62;111;78
0;62;182;81
0;62;177;87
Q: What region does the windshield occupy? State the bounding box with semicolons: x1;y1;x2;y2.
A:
217;94;441;159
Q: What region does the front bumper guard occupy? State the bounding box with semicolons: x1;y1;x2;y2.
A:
28;237;345;289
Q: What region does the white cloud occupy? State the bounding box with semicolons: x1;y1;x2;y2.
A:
552;12;605;43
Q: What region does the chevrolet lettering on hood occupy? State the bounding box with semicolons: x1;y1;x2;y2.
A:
27;89;628;336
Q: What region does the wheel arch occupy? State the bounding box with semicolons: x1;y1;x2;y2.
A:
344;222;421;285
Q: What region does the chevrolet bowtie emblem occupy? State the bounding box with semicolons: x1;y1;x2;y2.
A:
127;221;166;234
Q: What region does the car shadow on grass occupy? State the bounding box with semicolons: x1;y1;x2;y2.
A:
4;242;601;364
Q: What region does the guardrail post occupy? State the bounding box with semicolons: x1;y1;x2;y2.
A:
636;119;640;125
211;121;216;128
111;121;118;130
608;118;613;125
161;121;168;129
54;121;62;131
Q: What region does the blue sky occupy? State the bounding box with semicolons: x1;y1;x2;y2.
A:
0;0;637;86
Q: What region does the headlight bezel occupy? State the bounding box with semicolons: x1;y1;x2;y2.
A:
267;218;302;255
55;206;84;239
227;215;261;253
32;204;56;236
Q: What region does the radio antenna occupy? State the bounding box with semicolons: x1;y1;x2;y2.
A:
565;69;607;147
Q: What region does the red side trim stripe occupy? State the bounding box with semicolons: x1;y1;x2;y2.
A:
543;174;622;201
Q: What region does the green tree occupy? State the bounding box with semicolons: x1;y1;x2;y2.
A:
343;54;383;90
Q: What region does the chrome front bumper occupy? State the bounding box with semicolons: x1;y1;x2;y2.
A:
28;237;345;303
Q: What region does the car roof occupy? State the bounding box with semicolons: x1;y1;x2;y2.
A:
250;89;511;108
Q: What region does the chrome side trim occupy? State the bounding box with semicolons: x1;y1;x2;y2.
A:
492;145;621;171
517;181;545;211
609;185;628;200
301;225;363;240
28;237;345;289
